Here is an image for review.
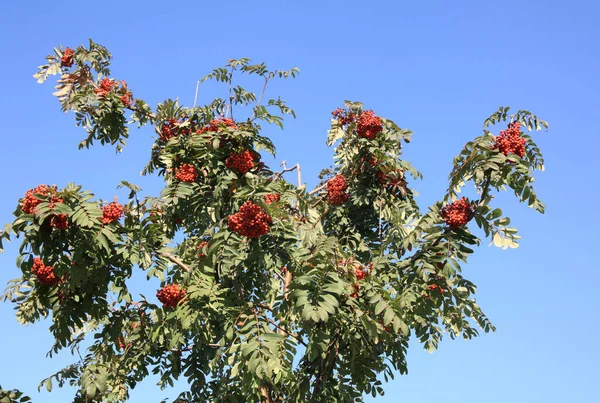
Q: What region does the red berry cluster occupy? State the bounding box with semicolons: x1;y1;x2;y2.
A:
226;150;257;175
50;214;68;230
355;266;367;280
356;110;383;140
175;164;198;183
156;284;186;308
228;200;272;238
264;193;281;205
350;283;360;299
120;91;133;108
61;47;75;67
118;336;131;350
32;257;59;286
331;108;356;126
196;240;209;258
197;117;237;134
440;197;473;229
94;77;117;98
326;174;350;206
101;200;124;225
160;118;179;141
492;122;526;158
21;185;51;214
427;284;446;294
21;185;64;216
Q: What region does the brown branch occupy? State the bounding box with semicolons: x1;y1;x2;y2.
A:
157;252;191;272
259;385;273;403
283;270;292;301
257;76;270;108
273;162;299;180
308;183;326;195
267;317;307;347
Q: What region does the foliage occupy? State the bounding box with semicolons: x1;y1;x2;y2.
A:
1;40;548;402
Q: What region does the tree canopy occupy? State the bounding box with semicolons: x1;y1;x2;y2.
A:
0;40;548;402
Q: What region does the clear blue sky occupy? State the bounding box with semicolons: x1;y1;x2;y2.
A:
0;0;598;401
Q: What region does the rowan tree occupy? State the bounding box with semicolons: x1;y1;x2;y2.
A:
0;40;549;402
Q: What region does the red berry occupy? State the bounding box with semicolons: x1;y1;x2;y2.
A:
492;122;526;158
31;257;60;286
440;197;473;229
120;91;133;108
356;110;383;140
156;284;186;308
160;118;179;141
175;164;198;183
228;200;272;238
197;117;237;134
226;150;257;175
61;47;75;67
20;185;63;215
332;108;356;126
264;193;280;205
50;214;68;230
326;175;349;206
196;240;209;258
102;199;124;224
94;77;117;99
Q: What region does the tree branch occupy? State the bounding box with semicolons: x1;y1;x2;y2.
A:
267;317;307;347
157;252;191;272
273;161;299;180
308;183;326;195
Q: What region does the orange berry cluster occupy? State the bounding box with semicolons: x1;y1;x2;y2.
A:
264;193;281;205
228;200;272;238
440;197;473;229
492;122;526;158
331;108;356;126
427;284;446;294
175;164;198;183
21;185;52;214
61;47;75;67
118;336;131;350
32;257;59;286
101;200;124;225
94;77;118;98
356;110;383;140
326;174;350;206
156;284;186;308
197;117;237;134
196;240;209;258
21;185;65;225
226;150;257;175
160;118;179;141
120;91;133;108
50;214;68;230
350;283;360;299
355;266;367;280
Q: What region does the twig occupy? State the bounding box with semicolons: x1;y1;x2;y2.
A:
478;173;492;206
257;76;270;108
266;317;307;347
273;162;299;179
157;252;191;272
296;164;302;188
192;80;200;109
308;183;326;195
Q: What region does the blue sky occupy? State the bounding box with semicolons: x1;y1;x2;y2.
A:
0;0;598;401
